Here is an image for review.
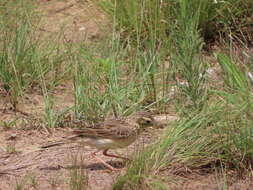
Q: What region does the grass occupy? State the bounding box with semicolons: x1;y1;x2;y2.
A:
0;0;252;189
114;99;253;189
0;0;72;111
48;174;62;188
27;172;38;189
14;172;37;190
4;144;20;154
169;0;207;111
69;154;87;190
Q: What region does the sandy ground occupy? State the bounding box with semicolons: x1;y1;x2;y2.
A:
0;124;172;189
1;125;252;190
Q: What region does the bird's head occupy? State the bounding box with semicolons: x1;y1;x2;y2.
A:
131;111;162;129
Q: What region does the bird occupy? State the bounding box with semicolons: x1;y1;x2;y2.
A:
41;111;161;171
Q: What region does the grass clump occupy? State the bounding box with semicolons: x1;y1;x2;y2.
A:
115;103;253;189
69;154;87;190
114;52;253;189
169;0;207;111
72;37;168;121
0;0;72;110
96;0;253;47
0;0;39;108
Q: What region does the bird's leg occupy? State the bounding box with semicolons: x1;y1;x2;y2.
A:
91;151;118;171
102;149;130;161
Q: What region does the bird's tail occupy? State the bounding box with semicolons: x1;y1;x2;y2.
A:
40;141;69;148
40;134;83;148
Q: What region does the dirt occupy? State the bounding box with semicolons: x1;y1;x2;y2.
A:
0;1;252;190
159;169;253;190
0;126;168;190
37;0;109;43
1;128;252;190
0;131;102;190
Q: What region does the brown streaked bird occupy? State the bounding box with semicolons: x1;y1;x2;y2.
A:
41;111;161;171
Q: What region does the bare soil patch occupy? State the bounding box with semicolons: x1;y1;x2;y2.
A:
0;127;165;190
163;170;253;190
37;0;109;43
1;126;252;190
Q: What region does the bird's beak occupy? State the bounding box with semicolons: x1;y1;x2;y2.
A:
157;123;165;129
153;120;165;129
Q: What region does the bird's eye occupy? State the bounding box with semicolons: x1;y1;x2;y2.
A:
146;120;151;123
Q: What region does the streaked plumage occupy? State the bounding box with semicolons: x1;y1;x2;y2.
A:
41;111;160;170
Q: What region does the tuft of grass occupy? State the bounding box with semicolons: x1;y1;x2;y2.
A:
48;173;63;188
215;52;251;92
69;167;87;190
72;47;108;121
0;0;72;110
69;154;87;190
0;0;39;108
0;118;18;130
95;0;167;48
27;172;38;189
114;50;253;189
72;42;166;121
169;0;207;111
14;177;27;190
4;144;21;154
115;100;253;188
113;148;155;190
97;0;253;45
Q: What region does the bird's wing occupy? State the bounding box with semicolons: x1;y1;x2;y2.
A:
71;119;135;139
41;119;137;148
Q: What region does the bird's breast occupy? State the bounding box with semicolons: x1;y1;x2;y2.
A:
85;135;138;150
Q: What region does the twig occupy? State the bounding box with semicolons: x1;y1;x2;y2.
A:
49;3;75;14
